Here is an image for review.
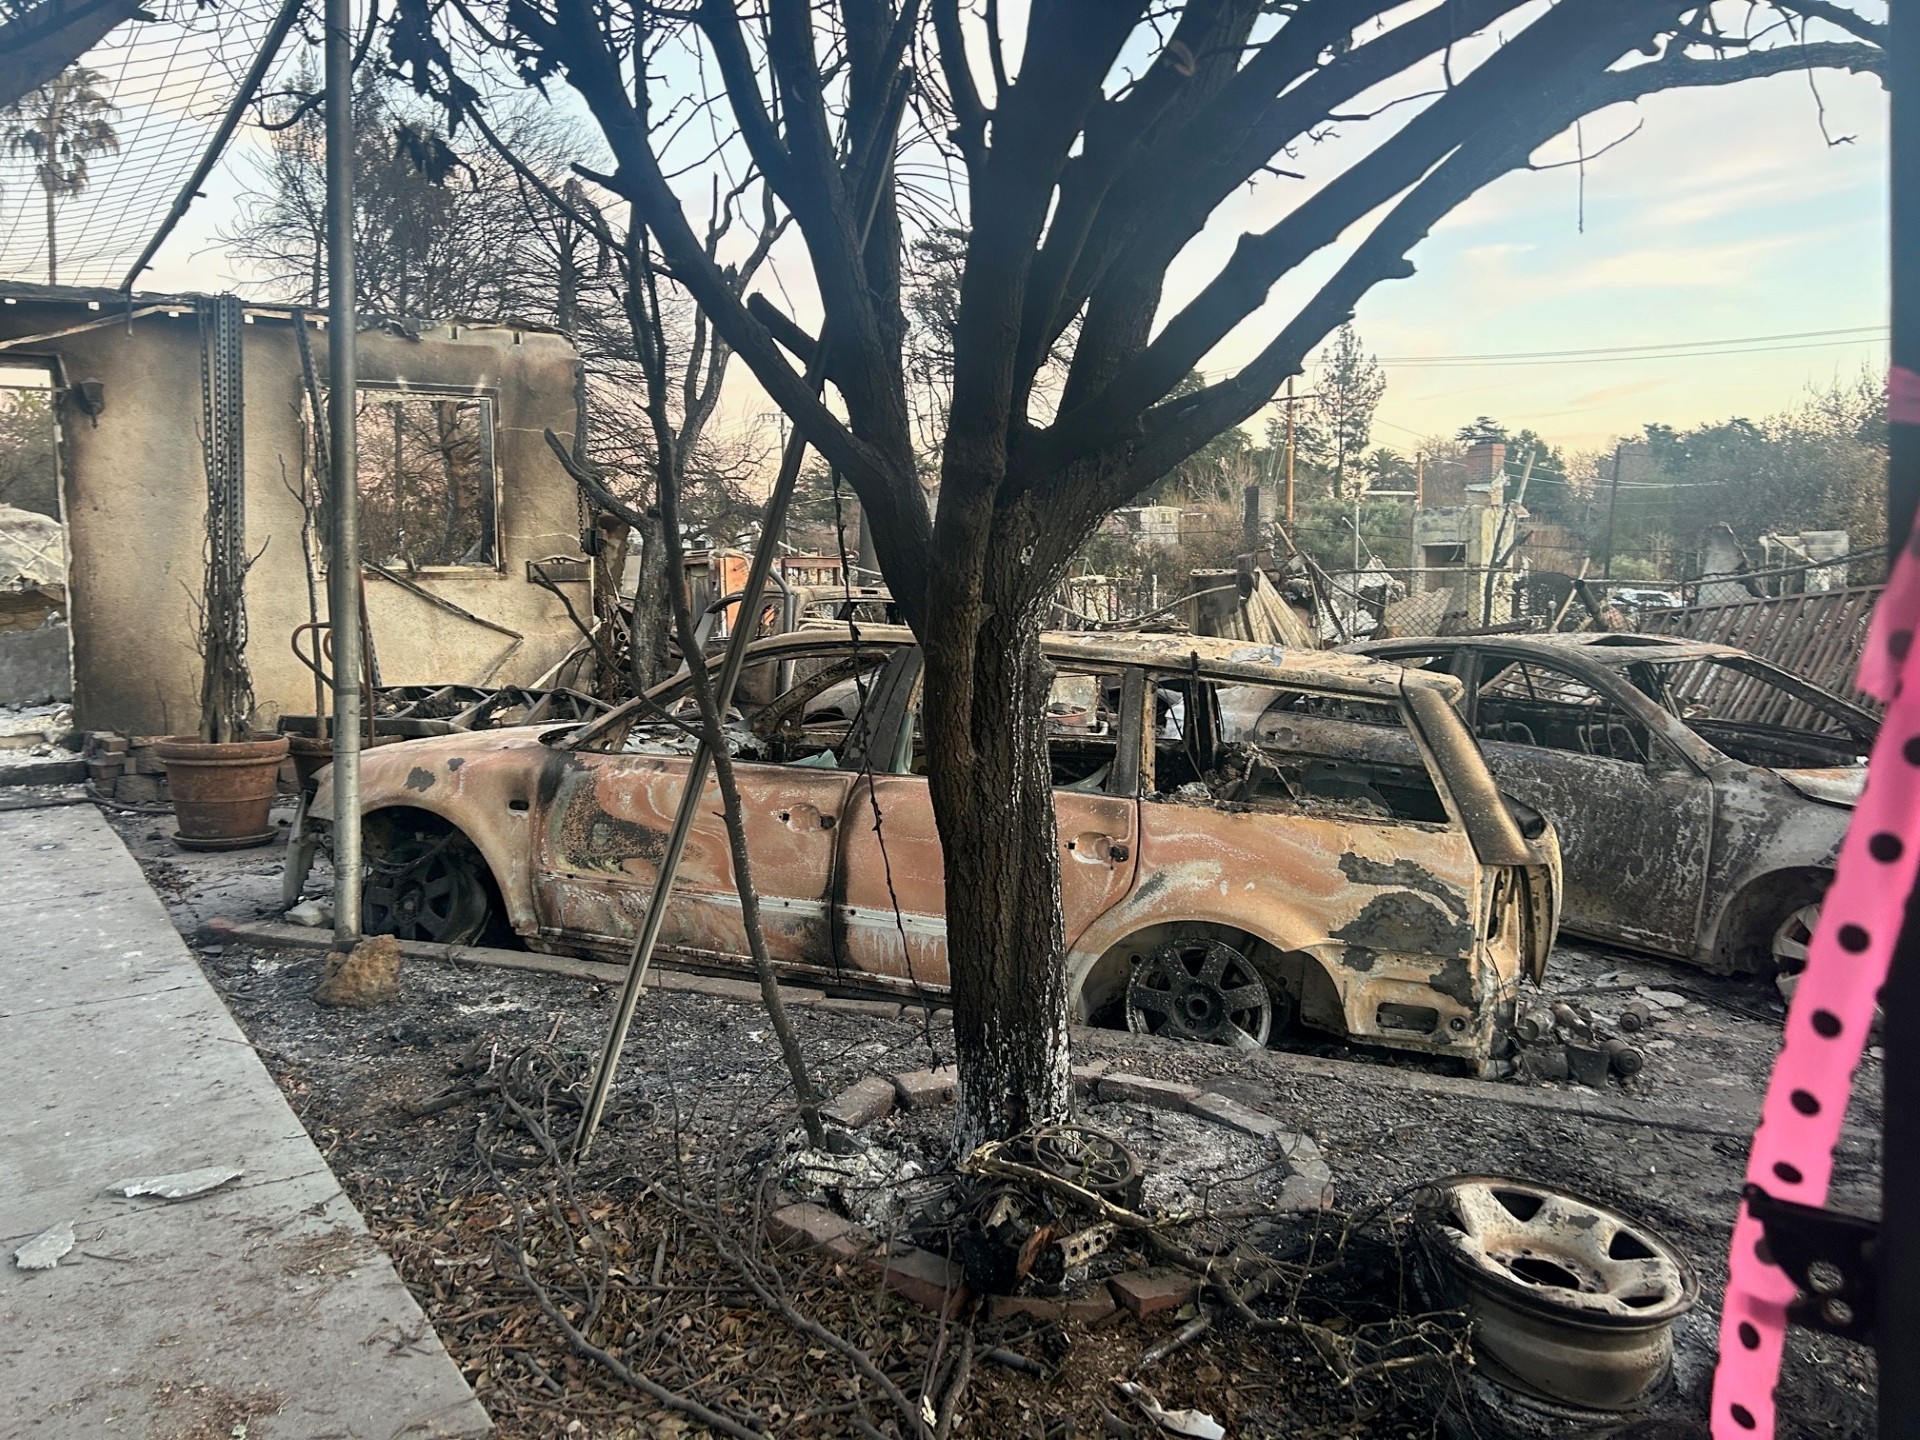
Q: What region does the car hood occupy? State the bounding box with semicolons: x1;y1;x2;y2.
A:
1777;766;1866;808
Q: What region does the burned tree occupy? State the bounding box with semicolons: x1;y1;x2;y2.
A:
391;0;1884;1147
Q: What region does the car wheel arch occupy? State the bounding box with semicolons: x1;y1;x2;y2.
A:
362;804;522;939
1709;866;1833;974
1069;919;1340;1040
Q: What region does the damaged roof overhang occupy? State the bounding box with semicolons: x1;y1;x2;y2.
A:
0;280;571;341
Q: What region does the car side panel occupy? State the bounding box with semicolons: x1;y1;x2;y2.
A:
1068;801;1514;1061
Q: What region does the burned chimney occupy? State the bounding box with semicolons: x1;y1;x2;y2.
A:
1465;440;1507;506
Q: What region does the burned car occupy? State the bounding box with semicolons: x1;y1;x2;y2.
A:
1349;634;1877;974
298;630;1559;1070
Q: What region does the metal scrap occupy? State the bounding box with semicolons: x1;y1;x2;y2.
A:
1117;1381;1226;1440
110;1166;244;1200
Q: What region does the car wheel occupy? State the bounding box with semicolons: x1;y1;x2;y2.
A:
364;834;491;944
1770;901;1821;1003
1126;936;1273;1050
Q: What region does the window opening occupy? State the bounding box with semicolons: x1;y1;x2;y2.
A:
354;389;498;569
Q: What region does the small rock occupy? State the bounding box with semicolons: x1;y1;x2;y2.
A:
285;898;332;928
313;934;403;1007
1636;988;1688;1010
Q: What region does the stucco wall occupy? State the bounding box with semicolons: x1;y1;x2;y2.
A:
0;297;587;735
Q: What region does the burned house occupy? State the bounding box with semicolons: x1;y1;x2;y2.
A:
1409;440;1528;629
0;283;590;738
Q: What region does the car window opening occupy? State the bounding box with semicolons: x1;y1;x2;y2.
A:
1153;677;1451;825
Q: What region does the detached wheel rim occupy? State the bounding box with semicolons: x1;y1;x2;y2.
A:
365;837;488;944
1126;937;1271;1050
1417;1174;1697;1410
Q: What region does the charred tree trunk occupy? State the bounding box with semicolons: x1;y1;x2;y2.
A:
922;495;1072;1149
628;508;674;690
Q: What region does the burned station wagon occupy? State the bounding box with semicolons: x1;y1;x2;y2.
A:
300;631;1560;1070
1351;634;1878;976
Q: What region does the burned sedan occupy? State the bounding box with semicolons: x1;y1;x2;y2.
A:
1349;634;1878;975
299;630;1559;1070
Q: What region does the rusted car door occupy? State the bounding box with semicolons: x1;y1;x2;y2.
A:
529;649;899;965
1462;650;1713;956
833;662;1142;982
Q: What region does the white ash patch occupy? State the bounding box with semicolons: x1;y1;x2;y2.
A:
1082;1100;1292;1217
777;1128;932;1236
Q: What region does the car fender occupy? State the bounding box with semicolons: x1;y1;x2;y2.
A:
308;731;549;934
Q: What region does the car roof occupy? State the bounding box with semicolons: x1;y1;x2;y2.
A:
755;625;1460;701
1358;632;1746;667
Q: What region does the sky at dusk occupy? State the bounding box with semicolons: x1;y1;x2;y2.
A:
121;8;1891;464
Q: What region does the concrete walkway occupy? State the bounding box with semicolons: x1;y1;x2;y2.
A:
0;803;490;1438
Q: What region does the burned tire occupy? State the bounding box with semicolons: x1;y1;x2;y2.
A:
1125;936;1274;1050
364;832;491;945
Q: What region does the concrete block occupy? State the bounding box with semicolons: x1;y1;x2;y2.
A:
821;1075;896;1128
767;1202;869;1260
115;773;164;805
866;1246;968;1316
891;1066;958;1109
1071;1061;1110;1093
1096;1072;1201;1109
1188;1092;1287;1139
1109;1267;1198;1318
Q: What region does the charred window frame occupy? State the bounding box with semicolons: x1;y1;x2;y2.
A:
351;386;499;571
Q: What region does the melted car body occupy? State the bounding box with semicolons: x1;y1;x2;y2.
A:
1351;633;1877;972
303;630;1560;1069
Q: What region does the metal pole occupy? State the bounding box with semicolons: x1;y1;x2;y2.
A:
1881;0;1920;1425
574;419;815;1156
1600;441;1624;581
1284;376;1296;525
325;0;363;950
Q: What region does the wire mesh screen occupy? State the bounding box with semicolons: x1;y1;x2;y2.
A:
0;1;291;287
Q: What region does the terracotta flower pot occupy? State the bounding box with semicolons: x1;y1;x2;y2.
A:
154;734;291;851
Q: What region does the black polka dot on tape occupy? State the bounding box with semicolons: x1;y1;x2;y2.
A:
1812;1009;1843;1038
1755;1236;1775;1266
1893;631;1914;662
1791;1089;1821;1116
1906;736;1920;766
1739;1321;1761;1350
1838;923;1871;953
1870;832;1905;863
1732;1403;1757;1430
1774;1160;1804;1185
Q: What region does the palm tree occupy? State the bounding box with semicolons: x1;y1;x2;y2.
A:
4;67;118;285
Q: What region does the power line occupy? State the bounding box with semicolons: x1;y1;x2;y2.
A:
1370;325;1886;365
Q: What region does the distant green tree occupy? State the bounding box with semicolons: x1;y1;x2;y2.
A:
1455;415;1507;445
3;66;118;285
1307;324;1385;498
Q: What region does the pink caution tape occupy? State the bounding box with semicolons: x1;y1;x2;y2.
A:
1710;507;1920;1436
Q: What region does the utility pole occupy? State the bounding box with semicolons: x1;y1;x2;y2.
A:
1600;441;1625;581
325;0;363;950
